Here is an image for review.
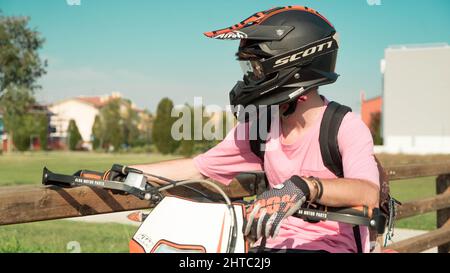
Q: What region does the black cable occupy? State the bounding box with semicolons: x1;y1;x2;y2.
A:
142;172;217;201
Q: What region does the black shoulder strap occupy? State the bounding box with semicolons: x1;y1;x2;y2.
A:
319;101;352;178
353;226;363;253
249;109;272;162
320;102;361;252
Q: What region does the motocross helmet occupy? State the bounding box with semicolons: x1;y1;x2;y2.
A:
204;6;339;120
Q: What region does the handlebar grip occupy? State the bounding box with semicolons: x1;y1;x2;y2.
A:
326;206;372;218
294;204;380;227
42;167;72;187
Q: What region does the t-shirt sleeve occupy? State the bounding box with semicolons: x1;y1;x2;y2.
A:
337;112;380;188
193;122;263;186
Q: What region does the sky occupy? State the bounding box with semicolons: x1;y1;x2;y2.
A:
1;0;449;113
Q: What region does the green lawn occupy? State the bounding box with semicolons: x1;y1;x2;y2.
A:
0;151;178;186
0;220;137;253
390;176;437;230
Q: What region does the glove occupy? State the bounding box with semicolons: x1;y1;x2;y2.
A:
243;175;310;242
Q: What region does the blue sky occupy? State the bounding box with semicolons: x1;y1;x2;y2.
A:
1;0;449;112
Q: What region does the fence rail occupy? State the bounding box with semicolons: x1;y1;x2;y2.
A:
384;172;450;253
0;162;449;253
0;179;252;226
396;192;450;220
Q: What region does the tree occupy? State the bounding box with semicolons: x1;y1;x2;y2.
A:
133;110;153;146
0;13;47;151
98;98;123;151
176;104;195;157
91;98;143;152
121;102;140;148
152;98;179;154
173;104;223;157
92;115;102;150
36;113;48;151
192;105;216;155
370;112;383;145
0;14;46;94
5;107;47;151
11;114;34;151
67;119;82;150
0;86;34;151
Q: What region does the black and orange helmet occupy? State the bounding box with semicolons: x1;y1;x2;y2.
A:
205;6;339;120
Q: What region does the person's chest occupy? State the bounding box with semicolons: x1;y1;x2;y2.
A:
262;124;337;186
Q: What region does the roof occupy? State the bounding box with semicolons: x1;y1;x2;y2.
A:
387;43;449;52
51;93;122;109
76;96;107;108
362;96;382;103
50;93;148;113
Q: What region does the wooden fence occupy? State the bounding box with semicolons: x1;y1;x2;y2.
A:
0;162;449;253
387;170;450;253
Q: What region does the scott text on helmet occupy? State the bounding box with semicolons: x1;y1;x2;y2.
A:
273;40;334;69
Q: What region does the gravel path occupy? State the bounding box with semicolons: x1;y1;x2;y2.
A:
384;229;437;253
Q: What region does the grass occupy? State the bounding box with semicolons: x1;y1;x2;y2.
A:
0;220;137;253
0;151;178;186
390;176;437;230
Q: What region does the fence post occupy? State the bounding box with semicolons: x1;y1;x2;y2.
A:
436;174;450;253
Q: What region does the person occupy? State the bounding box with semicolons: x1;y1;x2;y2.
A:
131;6;379;253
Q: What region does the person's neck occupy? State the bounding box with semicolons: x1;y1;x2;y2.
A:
281;92;326;132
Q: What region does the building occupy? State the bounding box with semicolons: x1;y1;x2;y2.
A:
48;92;152;150
0;105;53;152
49;92;122;150
378;43;450;154
360;93;382;129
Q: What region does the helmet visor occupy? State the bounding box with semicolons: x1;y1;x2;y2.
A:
239;59;265;83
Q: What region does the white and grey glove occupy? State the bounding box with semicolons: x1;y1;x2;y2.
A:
243;175;310;242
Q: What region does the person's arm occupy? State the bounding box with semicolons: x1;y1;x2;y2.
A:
303;177;379;209
130;158;206;185
130;122;263;187
303;112;381;209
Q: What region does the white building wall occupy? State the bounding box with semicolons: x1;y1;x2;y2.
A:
381;44;450;154
49;100;99;146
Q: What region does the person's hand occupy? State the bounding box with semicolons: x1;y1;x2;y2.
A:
243;175;310;242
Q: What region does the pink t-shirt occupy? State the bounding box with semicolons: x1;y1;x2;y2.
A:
193;100;379;253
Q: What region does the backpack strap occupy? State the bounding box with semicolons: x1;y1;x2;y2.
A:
319;102;364;253
249;109;272;162
319;101;352;178
353;226;363;253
